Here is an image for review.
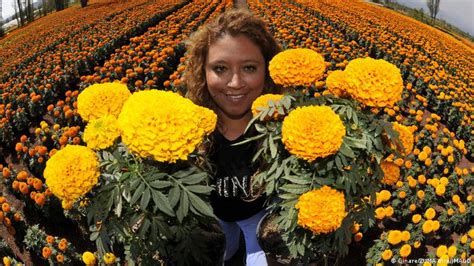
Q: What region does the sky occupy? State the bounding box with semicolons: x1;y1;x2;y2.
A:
1;0;473;35
394;0;474;35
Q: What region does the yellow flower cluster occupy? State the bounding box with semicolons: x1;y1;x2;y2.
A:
83;115;121;150
82;251;96;266
325;70;348;97
77;82;131;122
282;106;346;162
251;94;284;119
343;58;403;107
380;160;400;185
269;48;326;87
295;186;347;234
43;145;99;209
118;90;217;163
391;122;414;155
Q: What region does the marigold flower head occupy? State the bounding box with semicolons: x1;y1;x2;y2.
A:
251;94;284;119
424;207;436;220
118;90;216;163
43;145;99;209
282;106;345;162
387;230;402;245
83;115;121;150
295;186;347;234
391;122;414;155
380;160;400;185
326;70;349;97
343;58;403;107
78;82;131;122
269;48;326;87
82;251;96;266
400;244;411;257
103;253;117;265
382;249;393;261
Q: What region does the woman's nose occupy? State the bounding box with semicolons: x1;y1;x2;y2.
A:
227;72;244;89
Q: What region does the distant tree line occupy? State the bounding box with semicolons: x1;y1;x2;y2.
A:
0;0;89;37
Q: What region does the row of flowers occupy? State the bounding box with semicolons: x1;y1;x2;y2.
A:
0;0;151;76
0;0;187;147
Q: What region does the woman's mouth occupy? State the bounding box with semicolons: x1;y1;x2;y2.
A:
225;93;246;102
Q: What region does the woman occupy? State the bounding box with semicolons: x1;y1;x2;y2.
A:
184;9;281;266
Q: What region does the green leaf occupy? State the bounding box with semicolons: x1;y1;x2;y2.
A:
279;184;309;194
187;191;215;217
168;185;180;208
269;134;277;158
186;185;213;194
140;188;151;210
149;180;172;189
345;136;367;149
180;173;206;185
339;142;355;158
152;190;175;217
281;175;312;185
173;167;196;178
130;183;145;205
138;218;151;237
176;190;189;222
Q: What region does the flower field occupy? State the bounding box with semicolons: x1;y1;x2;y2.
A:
0;0;472;265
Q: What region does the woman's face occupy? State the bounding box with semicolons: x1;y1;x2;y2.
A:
205;34;265;121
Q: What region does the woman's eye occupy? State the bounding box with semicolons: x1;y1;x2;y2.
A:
213;66;227;73
243;65;257;72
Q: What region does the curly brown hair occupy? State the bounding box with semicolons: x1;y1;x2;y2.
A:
183;9;281;111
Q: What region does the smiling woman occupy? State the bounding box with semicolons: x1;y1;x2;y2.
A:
183;9;281;265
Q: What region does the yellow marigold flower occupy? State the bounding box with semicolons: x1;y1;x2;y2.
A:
118;90;216;163
326;70;348;97
77;82;131;122
418;151;428;161
424;208;436;220
417;190;425;200
343;57;403;107
398;191;406;199
422;262;431;266
83;115;120;150
452;194;461;203
3;257;11;266
400;244;411;257
380;160;400;185
103;253;116;265
435;185;446;196
269;48;326;87
44;145;99;209
468;229;474;238
447;208;454;216
387;230;402;245
391;122;414;155
282;106;345;162
295;186;347;234
375;207;386;220
251;94;284;119
380;190;391;202
412;214;422;224
422;220;433;234
460;235;468;244
414;241;421;248
401;231;410;242
385;206;394;217
381;249;393;261
82;251;96;266
447;246;457;258
436;245;448;258
409;204;416;212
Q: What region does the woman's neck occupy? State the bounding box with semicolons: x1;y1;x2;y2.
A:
218;111;252;141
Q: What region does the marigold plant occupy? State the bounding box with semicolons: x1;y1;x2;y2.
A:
83;115;121;150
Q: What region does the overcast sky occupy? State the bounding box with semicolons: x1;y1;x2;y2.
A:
1;0;473;35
